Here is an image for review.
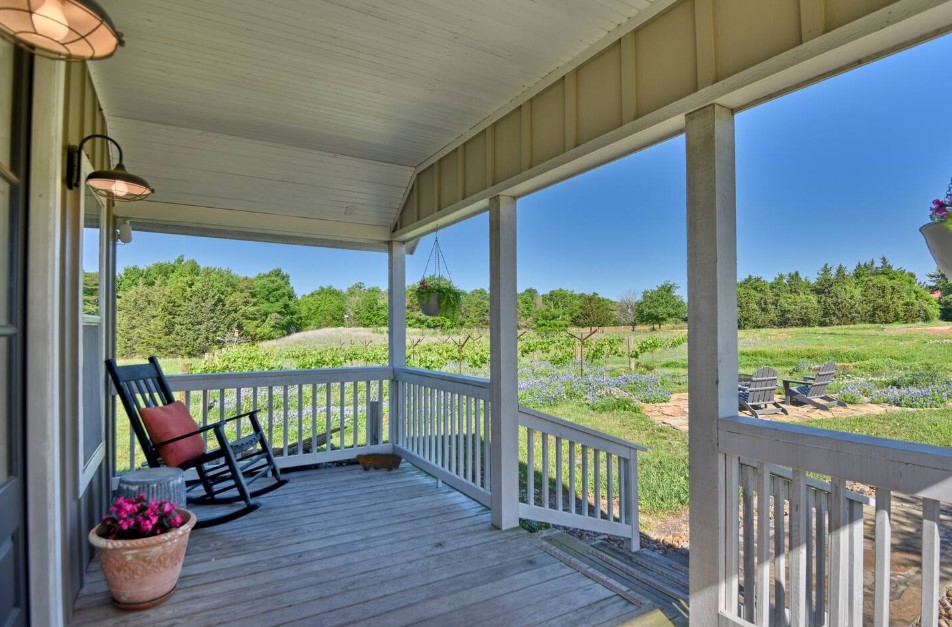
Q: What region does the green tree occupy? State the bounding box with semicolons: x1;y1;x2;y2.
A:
460;288;490;328
299;286;346;329
240;269;299;341
572;292;617;328
637;282;687;330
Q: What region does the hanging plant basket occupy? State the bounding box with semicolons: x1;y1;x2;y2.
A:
420;292;442;317
416;234;463;320
923;181;952;280
921;222;952;280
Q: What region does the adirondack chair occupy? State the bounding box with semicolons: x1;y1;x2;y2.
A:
106;357;288;527
782;360;847;411
738;366;788;418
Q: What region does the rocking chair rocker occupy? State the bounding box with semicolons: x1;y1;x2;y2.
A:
106;357;288;527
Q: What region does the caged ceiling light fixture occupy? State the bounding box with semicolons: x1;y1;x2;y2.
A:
67;134;154;202
0;0;123;61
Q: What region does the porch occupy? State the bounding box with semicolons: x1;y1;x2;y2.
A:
72;464;681;626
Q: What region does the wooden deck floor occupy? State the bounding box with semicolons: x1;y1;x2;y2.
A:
72;464;654;626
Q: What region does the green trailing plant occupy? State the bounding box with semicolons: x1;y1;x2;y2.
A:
416;275;464;321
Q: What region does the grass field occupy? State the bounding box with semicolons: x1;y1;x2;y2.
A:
119;322;952;526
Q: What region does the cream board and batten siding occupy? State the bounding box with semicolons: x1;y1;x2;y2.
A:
392;0;952;239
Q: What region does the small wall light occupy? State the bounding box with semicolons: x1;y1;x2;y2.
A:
0;0;123;61
116;219;132;244
67;134;154;202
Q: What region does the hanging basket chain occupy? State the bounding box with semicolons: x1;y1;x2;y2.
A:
420;233;453;284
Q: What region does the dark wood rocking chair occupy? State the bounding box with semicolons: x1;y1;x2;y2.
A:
106;356;288;527
738;366;788;418
782;360;848;411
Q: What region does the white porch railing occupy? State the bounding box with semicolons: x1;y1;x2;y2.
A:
116;367;392;474
391;367;492;507
114;365;649;548
518;407;647;551
719;417;952;627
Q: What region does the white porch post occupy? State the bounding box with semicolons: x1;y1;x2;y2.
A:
388;241;406;446
686;103;738;624
26;57;67;627
489;195;519;530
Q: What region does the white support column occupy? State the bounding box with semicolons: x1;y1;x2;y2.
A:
388;241;406;446
26;57;67;627
686;103;738;625
489;195;519;530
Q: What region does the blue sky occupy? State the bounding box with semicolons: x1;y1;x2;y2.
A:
98;33;952;300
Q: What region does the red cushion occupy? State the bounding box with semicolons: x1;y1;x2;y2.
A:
139;401;206;468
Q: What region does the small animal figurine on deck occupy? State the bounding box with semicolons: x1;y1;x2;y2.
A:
355;453;402;471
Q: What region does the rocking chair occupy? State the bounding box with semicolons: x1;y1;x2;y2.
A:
106;357;288;527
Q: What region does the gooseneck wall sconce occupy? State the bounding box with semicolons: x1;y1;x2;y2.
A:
67;134;155;202
0;0;123;61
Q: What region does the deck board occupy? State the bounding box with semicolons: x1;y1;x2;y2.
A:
72;464;649;626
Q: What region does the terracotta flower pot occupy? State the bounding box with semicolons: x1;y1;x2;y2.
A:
921;222;952;280
88;509;196;611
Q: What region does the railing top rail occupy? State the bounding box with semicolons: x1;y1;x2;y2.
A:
739;457;870;505
160;366;394;391
518;406;648;455
393;366;491;389
722;416;952;501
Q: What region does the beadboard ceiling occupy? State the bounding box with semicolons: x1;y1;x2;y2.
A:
88;0;656;246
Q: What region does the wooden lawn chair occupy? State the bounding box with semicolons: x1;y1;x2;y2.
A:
106;356;288;527
738;366;788;418
782;360;847;411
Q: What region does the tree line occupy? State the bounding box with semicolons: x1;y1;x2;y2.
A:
105;256;942;358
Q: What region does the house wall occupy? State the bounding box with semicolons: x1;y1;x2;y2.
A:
392;0;950;239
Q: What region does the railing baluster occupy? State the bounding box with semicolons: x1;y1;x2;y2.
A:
352;380;358;449
816;490;827;626
626;452;639;551
741;464;755;621
527;428;535;506
338;382;346;450
922;498;941;627
581;445;589;517
325;383;332;453
848;498;863;626
807;488;815;623
555;437;563;512
202;389;210;447
773;475;787;627
606;452;614;521
482;399;490;490
594;449;601;519
789;469;808;626
725;454;740;618
311;383;317;452
568;441;576;515
466;396;473;483
830;477;849;626
297;384;303;454
457;393;464;479
266;386;273;451
541;432;550;509
873;489;891;627
756;462;770;627
282;385;289;456
473;397;481;487
364;381;371;447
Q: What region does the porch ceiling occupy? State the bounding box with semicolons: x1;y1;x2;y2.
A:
88;0;658;248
